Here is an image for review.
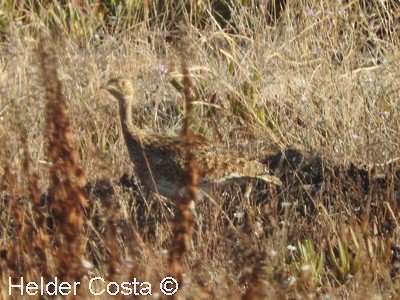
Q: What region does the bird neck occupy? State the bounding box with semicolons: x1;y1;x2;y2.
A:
118;97;134;129
117;96;145;150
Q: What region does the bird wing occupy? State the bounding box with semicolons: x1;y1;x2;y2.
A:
140;134;281;186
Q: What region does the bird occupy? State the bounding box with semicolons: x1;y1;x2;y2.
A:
103;77;282;199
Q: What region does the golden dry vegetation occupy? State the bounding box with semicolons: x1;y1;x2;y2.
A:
0;1;399;299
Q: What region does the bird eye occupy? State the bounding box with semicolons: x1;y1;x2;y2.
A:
121;80;127;86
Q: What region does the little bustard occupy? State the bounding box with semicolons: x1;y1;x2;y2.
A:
104;77;281;198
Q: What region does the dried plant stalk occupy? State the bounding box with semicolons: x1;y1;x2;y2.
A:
168;61;200;288
38;37;88;282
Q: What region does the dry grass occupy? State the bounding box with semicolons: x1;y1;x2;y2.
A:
0;0;400;299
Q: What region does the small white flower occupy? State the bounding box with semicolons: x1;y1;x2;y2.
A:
234;212;245;219
305;8;314;16
379;111;390;117
286;276;296;286
301;264;311;271
82;259;93;269
299;95;308;104
269;250;277;257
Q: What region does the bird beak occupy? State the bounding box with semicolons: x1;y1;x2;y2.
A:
101;79;116;91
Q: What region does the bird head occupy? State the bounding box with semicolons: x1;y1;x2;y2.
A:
103;77;135;101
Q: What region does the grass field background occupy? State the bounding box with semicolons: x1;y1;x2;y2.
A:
0;1;399;299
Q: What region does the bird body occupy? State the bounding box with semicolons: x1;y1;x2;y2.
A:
104;77;281;198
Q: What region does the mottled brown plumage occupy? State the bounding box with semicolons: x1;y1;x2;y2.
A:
104;77;281;198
